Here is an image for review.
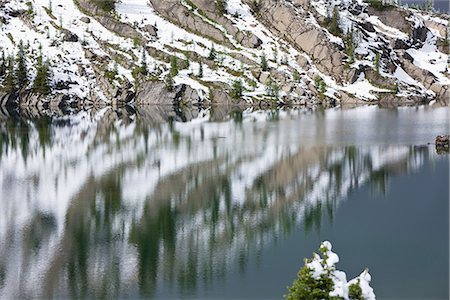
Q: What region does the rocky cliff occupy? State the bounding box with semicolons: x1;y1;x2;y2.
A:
0;0;448;108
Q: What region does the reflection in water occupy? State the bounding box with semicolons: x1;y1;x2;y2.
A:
0;106;446;298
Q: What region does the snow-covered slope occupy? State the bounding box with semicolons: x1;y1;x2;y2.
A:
0;0;448;108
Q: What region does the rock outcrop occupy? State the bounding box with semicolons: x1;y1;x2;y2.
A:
435;135;449;154
135;82;201;106
0;0;448;108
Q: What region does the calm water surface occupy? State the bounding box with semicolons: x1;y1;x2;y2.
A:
401;0;450;13
0;105;448;299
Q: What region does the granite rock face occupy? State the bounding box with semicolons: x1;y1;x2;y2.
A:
0;0;449;107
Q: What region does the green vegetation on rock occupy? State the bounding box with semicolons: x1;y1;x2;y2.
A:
92;0;118;13
230;79;244;99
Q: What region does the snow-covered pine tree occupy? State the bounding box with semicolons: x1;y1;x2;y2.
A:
285;241;376;300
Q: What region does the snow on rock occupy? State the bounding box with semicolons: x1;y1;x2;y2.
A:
406;32;450;85
0;0;448;105
341;79;391;100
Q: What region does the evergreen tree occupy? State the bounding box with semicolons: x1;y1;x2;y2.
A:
42;61;51;94
293;69;300;82
92;0;117;13
15;40;28;90
198;62;203;78
273;48;278;64
230;79;244;99
208;44;217;60
266;77;280;99
33;47;51;95
345;25;355;63
141;47;148;76
348;281;363;300
285;242;376;300
261;53;268;71
374;52;381;75
105;62;118;83
165;73;174;91
4;56;16;94
170;56;178;77
183;51;190;69
329;6;342;36
215;0;227;14
0;51;6;78
314;75;326;98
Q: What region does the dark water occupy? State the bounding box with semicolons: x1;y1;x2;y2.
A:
401;0;450;13
0;105;448;299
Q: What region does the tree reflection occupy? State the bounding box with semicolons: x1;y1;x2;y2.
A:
0;106;437;299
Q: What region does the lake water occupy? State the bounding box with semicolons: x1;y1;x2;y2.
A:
401;0;449;13
0;105;448;299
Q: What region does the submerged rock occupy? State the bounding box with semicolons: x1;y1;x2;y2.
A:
435;135;449;154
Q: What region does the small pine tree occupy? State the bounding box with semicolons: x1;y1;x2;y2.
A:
0;51;6;78
132;66;141;84
133;36;141;49
374;52;381;75
26;2;33;15
114;61;118;74
293;69;300;82
165;73;174;91
170;56;178;77
34;59;51;95
183;51;190;68
314;75;326;98
346;25;355;63
198;62;203;78
261;53;268;71
215;0;226;14
348;281;364;300
105;66;118;83
33;45;51;95
329;6;342;36
286;242;375;300
285;262;336;300
208;44;217;60
4;56;17;94
230;79;244;99
141;47;148;76
266;77;280;99
15;40;28;90
92;0;117;13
